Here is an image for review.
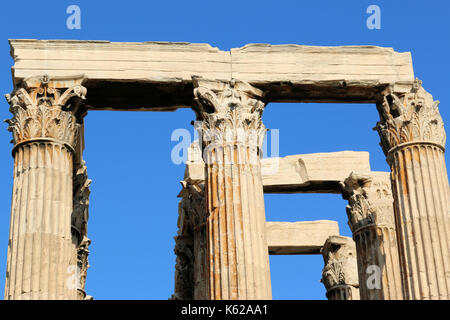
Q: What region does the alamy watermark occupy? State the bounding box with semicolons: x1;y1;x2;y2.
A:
366;265;381;290
170;122;280;175
366;5;381;30
66;5;81;30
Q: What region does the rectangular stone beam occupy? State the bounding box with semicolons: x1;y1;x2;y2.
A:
261;151;371;193
185;151;371;194
266;220;339;255
9;40;414;110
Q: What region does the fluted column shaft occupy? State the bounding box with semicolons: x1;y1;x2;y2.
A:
321;236;360;300
390;143;450;299
376;79;450;299
341;172;403;299
6;142;74;299
173;143;208;300
4;76;87;300
193;78;271;300
192;219;208;299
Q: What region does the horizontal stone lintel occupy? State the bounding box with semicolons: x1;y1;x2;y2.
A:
266;220;340;255
9;40;414;110
184;151;372;194
261;151;371;193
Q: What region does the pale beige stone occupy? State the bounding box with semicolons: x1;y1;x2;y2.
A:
193;79;271;300
10;41;413;84
341;171;402;300
172;178;206;300
231;44;413;90
185;149;372;194
375;80;450;300
266;221;339;255
9;40;413;109
321;235;359;300
174;176;342;299
261;151;371;193
4;40;450;302
72;161;92;300
4;77;88;300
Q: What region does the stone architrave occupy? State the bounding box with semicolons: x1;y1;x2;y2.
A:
185;150;372;194
341;172;402;299
193;78;271;300
375;79;450;300
266;221;339;255
9;40;414;109
4;75;87;300
321;236;359;300
5;39;450;301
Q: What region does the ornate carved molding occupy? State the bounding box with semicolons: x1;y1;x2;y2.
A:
72;161;92;299
375;79;446;156
179;182;206;230
171;178;206;300
72;161;91;243
77;236;91;299
5;75;87;151
172;233;194;300
340;172;395;234
192;77;267;151
321;236;358;291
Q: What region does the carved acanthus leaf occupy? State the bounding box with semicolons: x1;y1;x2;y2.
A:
341;172;394;233
172;180;205;300
71;160;91;298
322;260;346;289
172;234;194;300
193;78;267;151
375;79;446;155
321;236;358;289
5;76;87;149
72;161;91;241
180;183;206;230
77;236;91;294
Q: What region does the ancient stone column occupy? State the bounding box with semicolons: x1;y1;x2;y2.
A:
193;78;272;300
172;210;194;300
184;186;208;300
171;142;208;300
341;172;403;299
321;236;359;300
4;75;87;300
172;180;207;300
71;160;92;300
375;79;450;300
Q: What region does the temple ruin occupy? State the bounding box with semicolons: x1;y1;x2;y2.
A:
2;39;449;300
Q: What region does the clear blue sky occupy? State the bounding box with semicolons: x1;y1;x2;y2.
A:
0;0;449;300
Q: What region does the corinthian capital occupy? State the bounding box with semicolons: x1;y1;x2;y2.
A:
5;75;87;151
340;172;395;234
192;77;267;150
375;78;446;155
321;236;358;290
72;161;91;243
